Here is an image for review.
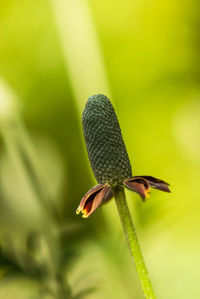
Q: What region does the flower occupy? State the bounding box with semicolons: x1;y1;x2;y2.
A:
76;94;170;218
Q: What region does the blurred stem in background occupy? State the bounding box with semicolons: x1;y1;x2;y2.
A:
50;0;114;230
50;0;111;113
0;79;72;298
0;79;59;223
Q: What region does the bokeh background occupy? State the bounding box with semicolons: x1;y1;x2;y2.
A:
0;0;200;298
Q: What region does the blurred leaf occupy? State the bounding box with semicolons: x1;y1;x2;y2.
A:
73;286;97;299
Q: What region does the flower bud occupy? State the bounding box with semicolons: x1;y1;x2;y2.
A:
82;94;132;185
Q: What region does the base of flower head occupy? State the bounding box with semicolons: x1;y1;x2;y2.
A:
76;176;170;218
76;183;113;218
123;176;170;200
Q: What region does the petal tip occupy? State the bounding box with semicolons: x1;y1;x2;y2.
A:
82;214;89;218
76;207;81;214
165;186;171;193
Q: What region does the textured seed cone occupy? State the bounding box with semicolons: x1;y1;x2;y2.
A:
82;94;132;185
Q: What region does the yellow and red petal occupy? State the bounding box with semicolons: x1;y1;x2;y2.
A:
123;177;150;200
76;184;112;218
133;176;171;193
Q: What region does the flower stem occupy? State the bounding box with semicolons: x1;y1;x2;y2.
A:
113;186;156;299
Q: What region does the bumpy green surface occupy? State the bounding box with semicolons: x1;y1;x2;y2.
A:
82;94;132;185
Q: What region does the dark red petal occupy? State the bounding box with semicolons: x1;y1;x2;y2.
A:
76;184;112;218
123;178;150;201
133;176;171;193
76;184;105;214
103;187;113;203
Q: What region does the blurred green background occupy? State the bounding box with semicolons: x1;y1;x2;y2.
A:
0;0;200;298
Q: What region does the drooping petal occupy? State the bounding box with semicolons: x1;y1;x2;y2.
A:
123;177;150;201
133;176;171;193
103;187;113;203
76;184;112;218
76;184;104;213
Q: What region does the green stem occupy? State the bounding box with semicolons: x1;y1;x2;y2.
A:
113;186;156;299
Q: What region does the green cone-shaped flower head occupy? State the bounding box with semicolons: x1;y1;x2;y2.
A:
82;94;132;185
